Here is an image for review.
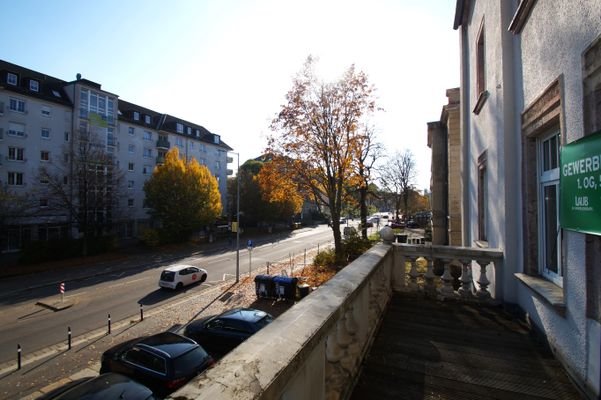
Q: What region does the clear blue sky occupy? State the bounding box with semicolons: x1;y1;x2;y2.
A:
3;0;459;190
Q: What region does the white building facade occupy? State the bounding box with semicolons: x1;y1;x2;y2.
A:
0;60;232;251
454;1;601;397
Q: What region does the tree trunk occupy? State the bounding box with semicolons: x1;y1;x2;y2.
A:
359;186;368;239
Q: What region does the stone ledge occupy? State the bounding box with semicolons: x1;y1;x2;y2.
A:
514;273;566;316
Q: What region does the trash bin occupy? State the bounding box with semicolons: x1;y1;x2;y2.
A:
254;275;275;299
273;276;298;301
297;283;311;299
395;234;408;243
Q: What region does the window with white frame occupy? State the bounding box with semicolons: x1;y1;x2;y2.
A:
9;98;26;113
176;137;183;147
8;172;24;186
538;130;562;285
8;122;25;137
176;123;183;133
41;128;50;139
133;111;140;121
8;147;24;161
143;165;152;175
144;115;151;124
40;151;50;161
128;144;135;154
29;80;39;92
143;131;152;141
200;143;206;152
128;127;135;135
187;126;192;135
7;72;17;85
143;148;152;158
41;106;51;117
128;162;134;172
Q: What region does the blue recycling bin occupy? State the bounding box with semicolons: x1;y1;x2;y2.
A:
254;275;275;299
273;276;298;301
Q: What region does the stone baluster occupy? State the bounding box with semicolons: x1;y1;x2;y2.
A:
392;250;406;291
475;259;492;300
439;259;456;299
457;259;473;298
408;257;419;291
424;256;436;296
326;318;350;400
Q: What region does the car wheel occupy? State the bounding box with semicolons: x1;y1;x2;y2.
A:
200;274;207;283
176;282;183;290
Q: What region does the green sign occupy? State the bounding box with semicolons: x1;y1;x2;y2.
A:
560;130;601;235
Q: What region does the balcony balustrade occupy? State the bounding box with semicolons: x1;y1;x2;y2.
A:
156;138;171;149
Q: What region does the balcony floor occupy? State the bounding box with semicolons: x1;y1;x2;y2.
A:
350;294;581;400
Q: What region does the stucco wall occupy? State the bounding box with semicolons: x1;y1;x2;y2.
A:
518;0;601;390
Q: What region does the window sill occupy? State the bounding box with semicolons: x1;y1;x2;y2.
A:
514;273;566;316
473;90;489;115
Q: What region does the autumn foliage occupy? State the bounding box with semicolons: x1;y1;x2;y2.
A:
144;148;222;242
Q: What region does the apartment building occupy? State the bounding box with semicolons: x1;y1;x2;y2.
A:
451;1;601;397
0;60;232;252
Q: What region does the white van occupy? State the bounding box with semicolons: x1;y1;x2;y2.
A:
159;264;207;290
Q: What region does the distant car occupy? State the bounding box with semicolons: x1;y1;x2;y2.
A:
184;308;273;359
159;264;207;290
406;220;419;228
100;332;214;397
389;220;405;229
38;373;155;400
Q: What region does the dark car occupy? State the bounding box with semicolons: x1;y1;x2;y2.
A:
389;220;405;229
183;308;273;359
38;373;155;400
100;332;213;397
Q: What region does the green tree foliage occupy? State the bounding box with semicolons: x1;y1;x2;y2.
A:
144;148;222;242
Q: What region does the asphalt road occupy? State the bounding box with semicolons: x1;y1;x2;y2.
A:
0;225;336;365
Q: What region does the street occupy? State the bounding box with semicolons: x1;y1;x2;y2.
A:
0;225;335;366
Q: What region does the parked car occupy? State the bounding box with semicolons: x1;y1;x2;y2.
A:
406;219;419;228
100;332;214;397
159;264;207;290
389;220;405;229
184;308;273;359
38;373;155;400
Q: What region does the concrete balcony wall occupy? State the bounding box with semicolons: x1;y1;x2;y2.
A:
169;243;394;400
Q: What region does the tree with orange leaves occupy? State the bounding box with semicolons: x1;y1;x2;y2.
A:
269;57;378;261
144;147;222;242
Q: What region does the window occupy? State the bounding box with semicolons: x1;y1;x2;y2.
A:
473;18;488;114
144;115;151;124
64;132;69;142
41;106;51;117
40;151;50;161
477;151;488;242
133;111;140;121
7;72;17;86
52;90;61;98
128;144;135;154
63;176;68;184
187;126;192;135
128;198;134;207
176;137;183;147
127;180;134;189
40;175;49;184
200;158;206;165
41;128;50;139
143;165;152;175
538;131;561;284
40;198;48;208
9;98;26;113
215;160;221;170
143;131;152;141
176;123;184;133
8;147;24;161
195;129;200;137
128;162;135;172
143;148;152;158
8;123;25;137
8;172;24;186
29;80;39;92
213;134;220;144
128;127;135;135
200;143;206;152
64;154;69;163
522;79;563;285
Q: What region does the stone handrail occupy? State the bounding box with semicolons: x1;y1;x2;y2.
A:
391;243;504;301
169;243;395;400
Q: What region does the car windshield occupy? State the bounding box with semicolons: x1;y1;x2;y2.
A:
172;347;210;376
160;271;175;282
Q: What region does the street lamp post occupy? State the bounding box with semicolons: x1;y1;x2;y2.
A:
229;151;240;283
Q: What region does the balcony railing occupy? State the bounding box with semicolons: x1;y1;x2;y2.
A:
169;241;503;400
156;138;171;149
